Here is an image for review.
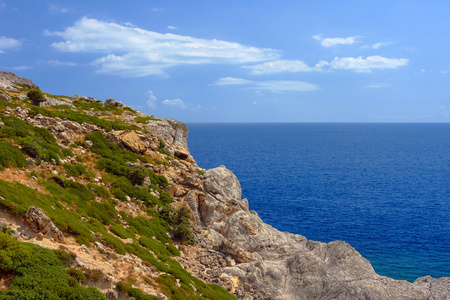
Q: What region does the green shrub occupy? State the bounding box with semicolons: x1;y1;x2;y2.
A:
160;206;194;244
0;116;62;163
0;141;28;170
27;89;46;106
138;236;170;257
135;116;161;123
129;216;171;244
110;224;136;240
63;162;87;177
0;232;106;299
87;183;110;199
62;148;74;157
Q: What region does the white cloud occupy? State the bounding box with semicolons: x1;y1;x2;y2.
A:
47;60;77;66
327;56;408;72
0;36;21;53
48;4;68;13
167;25;178;30
146;91;157;108
50;17;280;77
243;60;312;75
9;66;32;71
214;77;253;85
163;98;187;108
372;42;391;49
214;77;318;92
313;35;358;47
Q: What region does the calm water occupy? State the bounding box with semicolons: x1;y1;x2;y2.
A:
187;123;450;282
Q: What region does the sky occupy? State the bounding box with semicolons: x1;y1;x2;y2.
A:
1;1;450;123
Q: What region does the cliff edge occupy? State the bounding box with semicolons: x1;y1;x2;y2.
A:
0;72;448;300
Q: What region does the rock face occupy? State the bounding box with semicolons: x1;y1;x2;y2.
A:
194;165;449;300
146;118;189;151
0;71;38;91
25;206;65;242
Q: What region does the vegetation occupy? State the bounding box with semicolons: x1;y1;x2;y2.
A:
0;231;106;299
0;141;28;170
27;89;46;106
0;84;238;300
0;116;62;163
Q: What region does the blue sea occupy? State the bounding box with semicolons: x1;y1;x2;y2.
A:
187;123;450;283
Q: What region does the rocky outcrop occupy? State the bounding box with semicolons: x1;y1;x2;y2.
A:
0;71;38;91
194;165;449;300
146;118;189;151
104;98;125;108
25;206;65;242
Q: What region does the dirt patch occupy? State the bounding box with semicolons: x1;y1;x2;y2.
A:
0;270;14;290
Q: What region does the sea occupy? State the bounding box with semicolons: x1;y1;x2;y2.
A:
186;123;450;283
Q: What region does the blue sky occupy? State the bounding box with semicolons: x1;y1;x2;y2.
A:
1;1;450;122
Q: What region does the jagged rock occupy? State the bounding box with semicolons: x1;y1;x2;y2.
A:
121;131;147;154
146;118;189;151
105;289;119;300
198;166;450;300
44;96;75;107
0;71;38;91
25;206;64;242
0;93;12;102
104;98;125;108
72;94;95;102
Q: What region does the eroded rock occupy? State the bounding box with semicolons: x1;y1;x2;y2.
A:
25;206;64;242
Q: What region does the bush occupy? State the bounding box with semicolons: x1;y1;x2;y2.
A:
0;141;28;170
0;116;62;163
63;163;87;178
62;148;74;157
0;232;106;299
27;89;46;106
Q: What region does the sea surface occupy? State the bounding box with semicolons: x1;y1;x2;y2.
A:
187;123;450;282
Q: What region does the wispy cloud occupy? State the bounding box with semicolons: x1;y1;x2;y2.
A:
48;3;69;14
243;60;312;75
325;56;408;72
214;77;318;92
313;34;358;47
372;42;391;49
47;60;77;67
8;66;32;71
49;17;280;77
163;98;187;108
244;55;408;75
146;91;157;109
167;25;178;30
0;36;21;53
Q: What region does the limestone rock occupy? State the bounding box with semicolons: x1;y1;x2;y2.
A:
197;165;450;300
146;118;189;150
25;206;64;242
105;98;125;108
72;94;95;102
0;71;38;91
121;131;147;154
0;93;12;102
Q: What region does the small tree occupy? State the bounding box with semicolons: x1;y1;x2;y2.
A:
27;89;46;106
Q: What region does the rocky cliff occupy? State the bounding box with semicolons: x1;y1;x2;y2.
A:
0;72;448;300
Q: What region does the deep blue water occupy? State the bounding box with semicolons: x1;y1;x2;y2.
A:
187;123;450;282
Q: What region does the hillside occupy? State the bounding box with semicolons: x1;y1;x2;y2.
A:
0;71;448;300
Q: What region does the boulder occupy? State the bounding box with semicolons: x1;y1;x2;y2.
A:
104;98;125;108
25;206;64;242
197;166;450;300
0;71;38;91
121;131;147;154
0;93;12;102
